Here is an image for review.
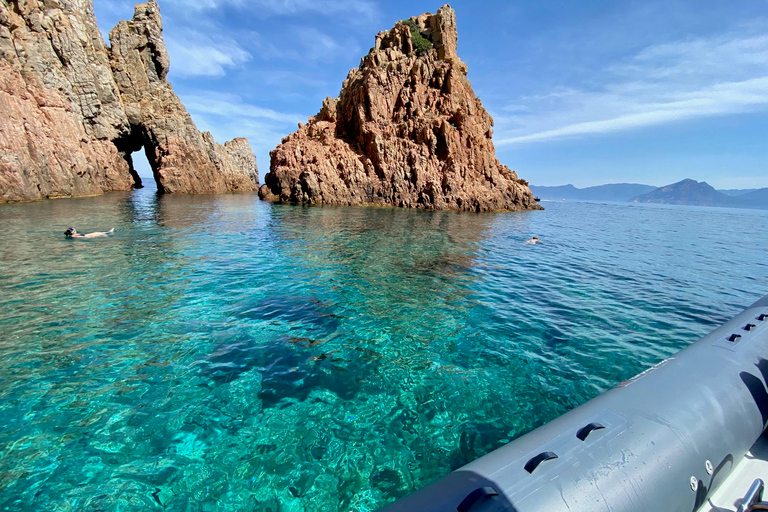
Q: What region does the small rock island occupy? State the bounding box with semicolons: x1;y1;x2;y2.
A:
260;5;541;212
0;0;258;202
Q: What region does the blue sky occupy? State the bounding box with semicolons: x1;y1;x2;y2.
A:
93;0;768;189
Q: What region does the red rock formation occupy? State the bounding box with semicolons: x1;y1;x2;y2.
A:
108;1;258;194
0;0;257;203
0;0;133;202
260;5;541;212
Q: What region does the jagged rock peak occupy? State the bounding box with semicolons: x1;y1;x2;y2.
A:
260;5;541;212
108;0;259;193
0;0;258;203
113;1;170;83
370;5;458;62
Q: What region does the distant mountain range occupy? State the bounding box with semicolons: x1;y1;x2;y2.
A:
530;183;656;202
531;180;768;210
630;180;768;209
719;188;758;197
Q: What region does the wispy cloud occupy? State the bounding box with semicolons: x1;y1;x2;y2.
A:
160;0;377;20
495;27;768;146
182;92;305;124
295;27;360;63
231;26;358;65
262;70;328;89
180;90;306;163
165;29;251;77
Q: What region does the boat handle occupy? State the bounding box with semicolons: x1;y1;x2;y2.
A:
457;486;499;512
729;334;742;342
736;478;764;512
524;451;558;474
745;324;757;331
758;314;768;321
577;422;606;441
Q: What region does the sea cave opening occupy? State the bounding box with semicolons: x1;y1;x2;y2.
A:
129;148;157;191
114;127;162;192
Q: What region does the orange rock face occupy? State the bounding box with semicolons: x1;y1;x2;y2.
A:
0;0;134;202
108;2;259;194
0;0;257;203
261;5;541;212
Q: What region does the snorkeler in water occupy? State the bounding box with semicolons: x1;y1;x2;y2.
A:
64;227;115;239
525;236;540;245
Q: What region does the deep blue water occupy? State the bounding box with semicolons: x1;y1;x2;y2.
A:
0;189;766;511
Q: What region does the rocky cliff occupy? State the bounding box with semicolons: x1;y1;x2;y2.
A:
0;0;257;203
260;5;540;212
108;1;258;194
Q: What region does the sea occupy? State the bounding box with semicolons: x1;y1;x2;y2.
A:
0;187;766;511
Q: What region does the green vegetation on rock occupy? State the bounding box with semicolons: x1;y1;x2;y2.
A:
403;19;433;55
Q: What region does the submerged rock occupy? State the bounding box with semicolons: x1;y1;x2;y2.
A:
260;5;541;212
0;0;258;203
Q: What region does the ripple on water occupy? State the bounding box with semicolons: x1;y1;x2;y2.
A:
0;191;766;511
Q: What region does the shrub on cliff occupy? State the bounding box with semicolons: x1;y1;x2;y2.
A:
403;19;433;55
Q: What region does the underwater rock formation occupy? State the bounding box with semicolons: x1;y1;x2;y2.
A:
0;0;257;202
260;5;540;212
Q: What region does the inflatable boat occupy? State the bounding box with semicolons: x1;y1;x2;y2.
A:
380;294;768;512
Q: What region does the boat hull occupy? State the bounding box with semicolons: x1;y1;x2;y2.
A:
380;295;768;512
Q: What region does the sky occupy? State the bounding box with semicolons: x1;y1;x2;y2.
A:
93;0;768;189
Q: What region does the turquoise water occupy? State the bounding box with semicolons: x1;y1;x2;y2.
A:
1;189;766;511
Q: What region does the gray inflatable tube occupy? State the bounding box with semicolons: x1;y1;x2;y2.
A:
380;294;768;512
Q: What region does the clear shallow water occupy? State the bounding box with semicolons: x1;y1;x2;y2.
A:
0;190;766;511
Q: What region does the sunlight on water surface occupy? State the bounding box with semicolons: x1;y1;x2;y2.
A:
0;190;766;511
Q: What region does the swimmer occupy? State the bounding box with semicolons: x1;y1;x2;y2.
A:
64;227;115;239
525;236;540;245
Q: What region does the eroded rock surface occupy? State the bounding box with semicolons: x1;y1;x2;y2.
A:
0;0;258;203
260;5;540;212
108;1;258;194
0;0;133;201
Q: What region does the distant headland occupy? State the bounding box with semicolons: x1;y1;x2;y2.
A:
531;179;768;210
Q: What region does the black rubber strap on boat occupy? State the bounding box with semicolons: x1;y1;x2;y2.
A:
577;422;606;441
525;452;558;473
457;486;499;512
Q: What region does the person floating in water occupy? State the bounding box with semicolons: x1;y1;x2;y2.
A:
64;227;115;239
525;236;540;245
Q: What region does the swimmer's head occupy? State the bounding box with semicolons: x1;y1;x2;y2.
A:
532;236;539;240
65;227;76;237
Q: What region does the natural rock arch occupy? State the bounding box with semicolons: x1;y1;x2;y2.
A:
0;0;258;203
112;125;154;190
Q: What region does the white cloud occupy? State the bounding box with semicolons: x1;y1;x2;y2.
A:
165;29;251;77
261;70;328;88
295;27;359;63
159;0;377;20
182;92;305;124
495;28;768;146
502;104;532;113
232;26;358;65
179;90;307;166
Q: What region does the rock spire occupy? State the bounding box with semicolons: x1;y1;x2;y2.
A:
0;0;258;203
260;5;540;212
108;1;258;194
